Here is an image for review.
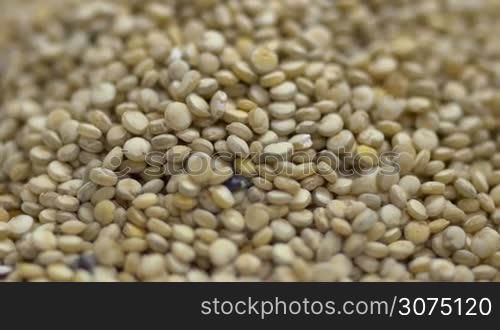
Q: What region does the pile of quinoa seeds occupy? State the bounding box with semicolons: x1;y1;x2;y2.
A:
2;0;500;282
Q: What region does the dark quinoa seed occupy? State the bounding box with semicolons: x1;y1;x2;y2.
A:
73;254;97;272
224;175;252;192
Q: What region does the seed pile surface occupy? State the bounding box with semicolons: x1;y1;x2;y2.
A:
2;0;500;281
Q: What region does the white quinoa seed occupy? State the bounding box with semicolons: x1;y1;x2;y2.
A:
209;238;238;267
208;185;235;209
123;137;151;162
91;83;116;108
122;111;149;135
89;168;118;187
245;204;270;232
407;199;428;221
8;215;34;236
413;128;439;151
164;102;193;131
250;47;279;74
263;142;294;159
